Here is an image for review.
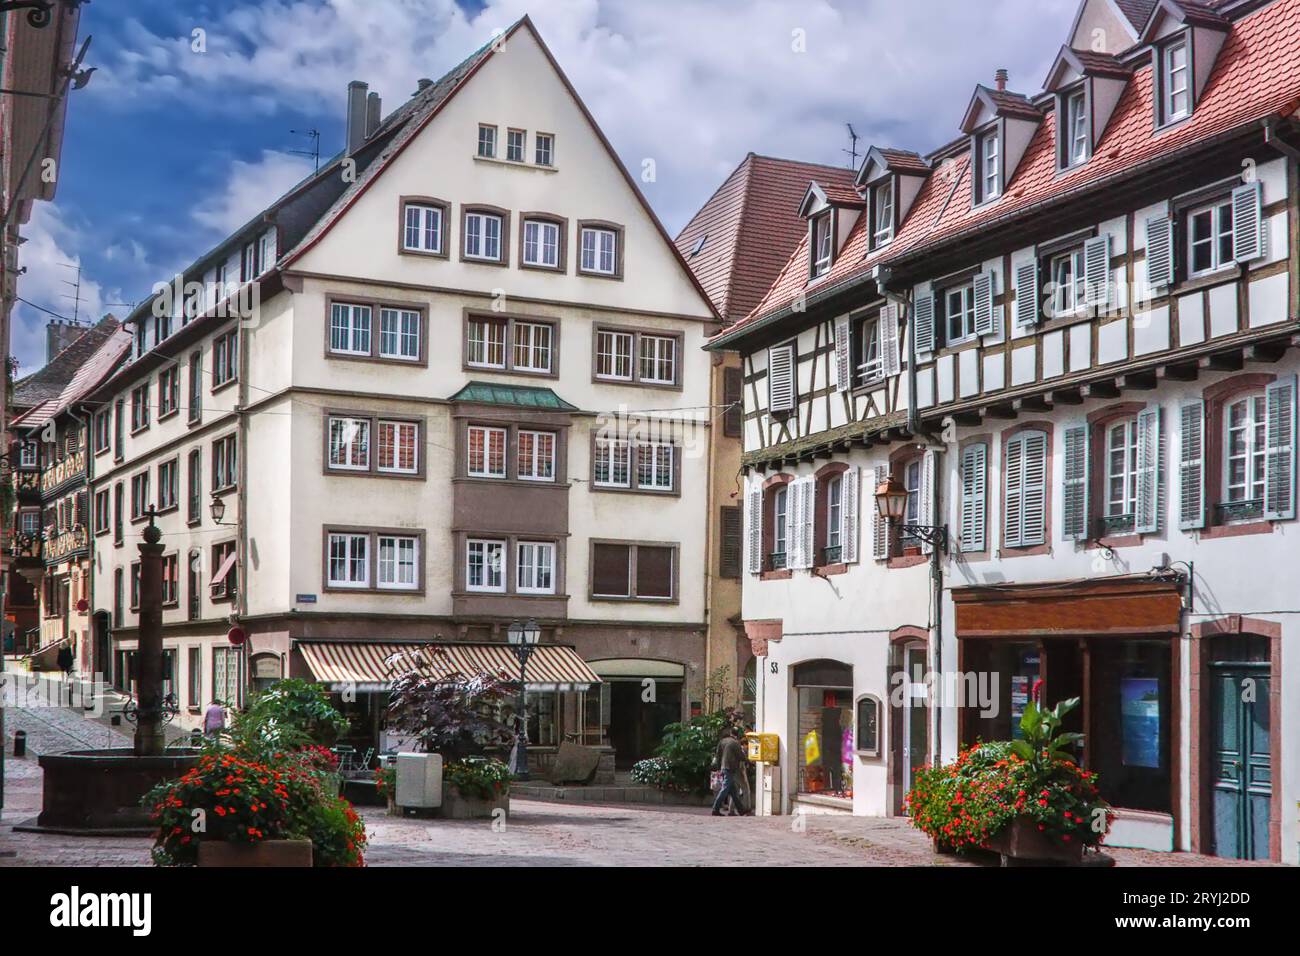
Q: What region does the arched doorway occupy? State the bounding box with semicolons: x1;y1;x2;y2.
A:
589;658;684;769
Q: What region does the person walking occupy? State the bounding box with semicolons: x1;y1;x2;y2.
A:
203;698;227;737
711;727;748;816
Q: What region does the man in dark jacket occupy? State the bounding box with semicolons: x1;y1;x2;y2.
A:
711;728;748;816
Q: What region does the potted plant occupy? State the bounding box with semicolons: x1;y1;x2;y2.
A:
375;765;398;815
441;756;511;819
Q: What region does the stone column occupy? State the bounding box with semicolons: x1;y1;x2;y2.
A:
134;518;165;756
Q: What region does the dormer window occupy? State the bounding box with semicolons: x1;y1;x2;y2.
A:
1065;88;1088;166
1160;37;1191;124
812;213;833;276
871;181;893;248
978;129;1001;202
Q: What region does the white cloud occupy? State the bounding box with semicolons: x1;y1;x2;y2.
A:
191;149;316;236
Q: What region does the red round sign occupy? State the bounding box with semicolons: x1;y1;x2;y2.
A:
76;598;89;613
227;626;247;646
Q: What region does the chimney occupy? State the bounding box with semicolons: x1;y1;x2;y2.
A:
994;69;1009;92
346;80;369;155
45;320;81;363
366;91;381;138
415;77;433;95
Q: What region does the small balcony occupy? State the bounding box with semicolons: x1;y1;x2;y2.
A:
768;551;787;571
12;469;40;502
1215;498;1264;524
40;448;86;497
10;531;41;562
1099;513;1136;536
43;524;88;565
821;545;842;565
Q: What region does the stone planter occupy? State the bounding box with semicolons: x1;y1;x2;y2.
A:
439;785;509;820
197;839;314;868
983;817;1084;866
26;750;200;835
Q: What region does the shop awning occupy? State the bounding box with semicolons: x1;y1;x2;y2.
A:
297;641;601;693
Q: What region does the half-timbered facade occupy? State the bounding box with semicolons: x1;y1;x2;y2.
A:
710;0;1300;861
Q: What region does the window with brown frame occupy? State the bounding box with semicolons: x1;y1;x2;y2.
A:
211;540;238;600
723;365;743;438
130;471;151;520
161;553;179;607
324;412;422;478
519;215;566;271
158;365;180;418
400;198;449;256
577;221;623;278
461;206;508;265
93;489;110;536
129;562;141;610
212;329;238;389
327;298;426;364
187;351;203;424
461;421;563;483
187;449;202;525
719;505;743;579
212;434;238;492
593;326;682;387
93;408;111;455
157;457;179;512
590;541;676;601
131;383;151;433
592;437;678;494
113;482;124;544
464;312;556;376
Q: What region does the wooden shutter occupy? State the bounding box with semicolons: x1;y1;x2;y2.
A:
1014;261;1039;328
719;506;742;579
1004;437;1024;548
1084;234;1111;309
767;344;796;413
1145;216;1174;289
912;294;935;356
1231;181;1265;263
1178;400;1206;530
1135;406;1162;534
722;366;743;438
919;450;936;555
870;464;889;560
786;479;804;569
1021;431;1048;546
834;316;852;392
841;466;860;564
973;271;996;337
960;442;987;553
1265;374;1296;520
881;304;901;377
800;477;817;568
746;483;762;574
1061;423;1090;541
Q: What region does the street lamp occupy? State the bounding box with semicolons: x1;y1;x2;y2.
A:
209;494;227;525
873;471;949;553
506;618;541;780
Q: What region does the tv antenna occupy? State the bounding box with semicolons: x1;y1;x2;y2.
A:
843;123;861;170
59;262;85;325
289;128;321;172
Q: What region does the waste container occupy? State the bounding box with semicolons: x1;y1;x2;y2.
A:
14;730;27;758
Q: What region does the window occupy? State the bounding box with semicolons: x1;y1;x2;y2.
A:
535;132;554;166
812;213;832;275
130;472;150;520
131;384;151;432
595;329;634;380
856;313;882;382
1104;418;1140;522
944;283;977;344
467;317;507;369
506;128;525;162
517;430;556;481
402;201;444;254
872;181;893;247
773;486;789;568
213;646;240;707
213;330;238;387
591;542;674;600
327;532;370;588
159;366;180;417
187;450;202;525
521;218;561;268
466;538;505;592
1224;393;1266;506
242;241;259;283
329;302;372;356
636;443;674;491
467;425;507;478
826;475;843;556
979;129;1001;201
379;308;421;361
187;647;202;707
113;482;124;544
638;334;677;385
113;400;124;459
596;327;679;386
903;457;922;547
157;458;179;511
1065;88;1088;165
1004;429;1049;548
187;351;202;424
516;541;555;593
1188;199;1234;277
377;534;419;590
328;416;371;470
130;562;141;610
161;554;179;606
594;438;631;487
720;505;743;579
594;439;677;493
93;411;110;454
1161;38;1190;123
464;210;503;261
477;124;497;158
579;225;618;276
19;440;37;468
1050;247;1087;316
512;320;553;373
212;434;237;491
377;420;419;474
93;490;110;535
211;541;238;599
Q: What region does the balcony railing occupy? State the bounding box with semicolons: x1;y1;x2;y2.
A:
10;531;41;560
40;449;86;495
821;545;842;565
1099;513;1136;536
43;524;88;564
13;469;40;498
768;551;787;571
1216;498;1264;524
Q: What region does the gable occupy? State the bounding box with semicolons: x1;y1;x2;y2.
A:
1070;0;1141;53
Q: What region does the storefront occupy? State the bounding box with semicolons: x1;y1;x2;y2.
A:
792;659;854;800
588;658;683;769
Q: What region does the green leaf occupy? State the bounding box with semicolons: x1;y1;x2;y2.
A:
1008;740;1033;761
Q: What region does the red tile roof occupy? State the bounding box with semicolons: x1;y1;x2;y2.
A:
675;154;857;323
819;180;867;206
719;0;1300;342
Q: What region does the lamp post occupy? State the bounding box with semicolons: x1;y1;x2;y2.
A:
872;472;949;553
506;618;541;780
209;494;227;525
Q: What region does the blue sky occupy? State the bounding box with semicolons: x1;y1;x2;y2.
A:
14;0;1079;373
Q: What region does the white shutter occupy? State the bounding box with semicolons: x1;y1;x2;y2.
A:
1014;261;1039;328
919;449;936;555
1135;407;1162;534
973;271;996;336
1021;431;1048;546
1264;375;1296;520
1178;400;1206;530
803;478;817;567
1145;216;1174;289
768;344;796;413
786;479;804;570
1061;423;1090;541
960;442;987;553
746;484;762;574
881;304;901;377
869;464;888;560
841;466;860;564
912;294;934;356
1084;234;1112;309
834;317;852;392
1231;181;1265;263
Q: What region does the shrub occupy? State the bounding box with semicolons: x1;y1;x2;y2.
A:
222;679;349;760
629;756;678;790
643;707;745;794
444;757;510;800
384;650;516;761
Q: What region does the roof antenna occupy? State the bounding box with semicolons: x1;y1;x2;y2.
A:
289;128;321;172
842;123;860;170
59;262;84;325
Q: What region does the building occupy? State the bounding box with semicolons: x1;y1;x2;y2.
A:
709;0;1299;862
86;18;722;771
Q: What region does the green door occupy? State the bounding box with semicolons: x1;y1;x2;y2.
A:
1209;663;1271;860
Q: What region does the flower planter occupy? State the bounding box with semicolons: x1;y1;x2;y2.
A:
197;839;314;868
983;817;1083;867
439;785;509;820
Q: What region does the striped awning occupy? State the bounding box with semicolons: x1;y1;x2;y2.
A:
297;641;601;692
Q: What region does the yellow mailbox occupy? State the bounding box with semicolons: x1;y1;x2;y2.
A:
745;732;779;764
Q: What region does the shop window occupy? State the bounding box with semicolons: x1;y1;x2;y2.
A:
791;660;853;800
855;695;881;758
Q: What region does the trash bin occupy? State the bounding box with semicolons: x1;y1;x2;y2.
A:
14;730;27;758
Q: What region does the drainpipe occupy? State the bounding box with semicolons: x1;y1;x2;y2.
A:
68;404;90;695
1263;118;1300;163
236;302;251;708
